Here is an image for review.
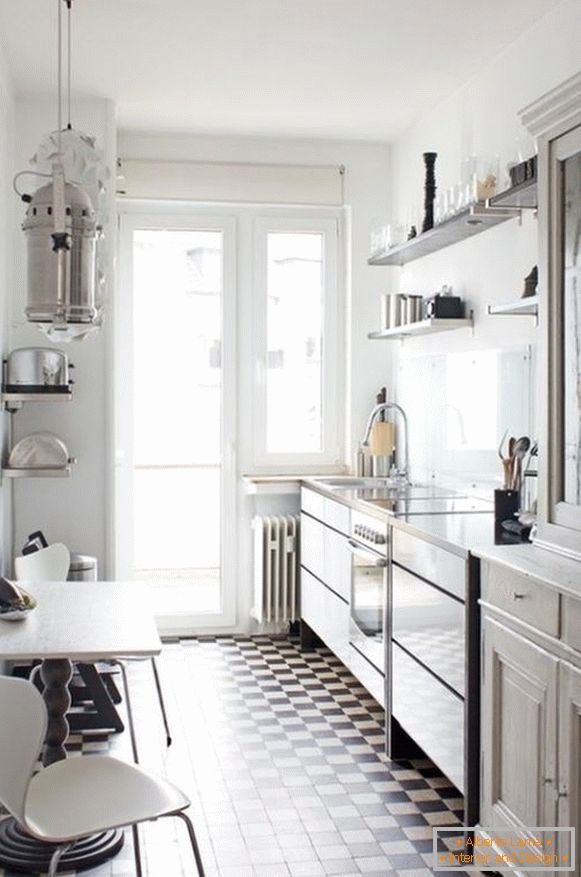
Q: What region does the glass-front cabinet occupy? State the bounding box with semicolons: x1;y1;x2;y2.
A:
523;72;581;557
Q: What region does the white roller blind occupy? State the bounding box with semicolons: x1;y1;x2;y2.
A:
117;159;344;205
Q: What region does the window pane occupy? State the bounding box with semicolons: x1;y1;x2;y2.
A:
133;230;222;465
266;231;324;453
131;228;223;616
133;468;220;571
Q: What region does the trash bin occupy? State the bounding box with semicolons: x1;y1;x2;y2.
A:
68;553;98;582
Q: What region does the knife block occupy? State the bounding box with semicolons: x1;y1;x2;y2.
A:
494;488;519;525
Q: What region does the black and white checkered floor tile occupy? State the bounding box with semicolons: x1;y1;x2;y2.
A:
0;637;478;876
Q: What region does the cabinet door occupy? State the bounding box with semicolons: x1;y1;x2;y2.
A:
300;513;325;582
558;661;581;872
324;526;351;602
481;617;558;838
301;568;349;663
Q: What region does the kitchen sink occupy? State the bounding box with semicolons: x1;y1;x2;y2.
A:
311;476;406;489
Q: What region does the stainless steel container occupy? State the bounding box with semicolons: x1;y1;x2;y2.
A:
7;433;72;470
381;294;406;329
4;348;71;393
370;454;391;476
403;295;423;324
23;181;100;326
67;554;98;582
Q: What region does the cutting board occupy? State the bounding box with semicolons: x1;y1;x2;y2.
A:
369;421;395;456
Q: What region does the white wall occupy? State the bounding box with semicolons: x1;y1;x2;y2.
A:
0;44;14;579
383;0;581;484
10;97;116;574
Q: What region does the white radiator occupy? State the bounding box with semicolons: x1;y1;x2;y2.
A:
252;515;300;624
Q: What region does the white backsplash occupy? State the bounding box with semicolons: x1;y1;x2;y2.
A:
395;345;534;495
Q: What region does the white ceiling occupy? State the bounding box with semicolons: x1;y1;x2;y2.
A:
0;0;562;141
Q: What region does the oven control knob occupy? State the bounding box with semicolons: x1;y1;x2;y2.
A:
354;524;361;536
376;533;386;544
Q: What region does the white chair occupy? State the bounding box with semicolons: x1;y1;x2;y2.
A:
14;543;71;581
0;675;205;877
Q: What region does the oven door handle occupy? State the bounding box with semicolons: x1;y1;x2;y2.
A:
347;539;388;567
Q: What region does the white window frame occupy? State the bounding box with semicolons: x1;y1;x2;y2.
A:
252;214;343;472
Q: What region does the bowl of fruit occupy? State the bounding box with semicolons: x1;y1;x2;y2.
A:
0;577;37;621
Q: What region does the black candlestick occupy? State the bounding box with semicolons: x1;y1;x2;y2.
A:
421;152;437;233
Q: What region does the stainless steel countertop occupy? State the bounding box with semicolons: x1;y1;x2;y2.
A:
302;478;519;558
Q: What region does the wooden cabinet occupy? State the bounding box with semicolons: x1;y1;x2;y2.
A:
479;553;581;873
558;661;581;872
522;72;581;559
480;617;558;835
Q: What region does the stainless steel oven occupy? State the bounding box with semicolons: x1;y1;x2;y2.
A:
348;511;388;674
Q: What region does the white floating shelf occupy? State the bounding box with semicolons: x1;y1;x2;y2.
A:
487;295;538;317
368;204;519;266
368;317;473;340
2;467;72;479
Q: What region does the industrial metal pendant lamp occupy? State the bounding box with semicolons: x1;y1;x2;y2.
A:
14;0;106;341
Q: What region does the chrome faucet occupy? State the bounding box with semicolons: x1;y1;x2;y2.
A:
361;402;410;483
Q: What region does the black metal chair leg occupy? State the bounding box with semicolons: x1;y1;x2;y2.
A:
151;657;172;747
173;811;205;877
132;823;143;877
115;660;140;764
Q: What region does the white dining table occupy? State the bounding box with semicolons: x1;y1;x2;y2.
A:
0;580;161;873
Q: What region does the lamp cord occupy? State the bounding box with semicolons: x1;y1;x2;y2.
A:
57;0;62;153
67;0;72;129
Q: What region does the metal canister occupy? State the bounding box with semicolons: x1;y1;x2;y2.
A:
23;182;100;326
403;295;423;324
67;553;98;582
381;294;406;329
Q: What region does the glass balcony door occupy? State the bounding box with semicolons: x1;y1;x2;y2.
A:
116;213;236;632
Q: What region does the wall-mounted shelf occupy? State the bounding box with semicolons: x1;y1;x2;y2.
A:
2;466;72;479
490;178;537;210
1;392;73;412
487;295;539;317
368;204;520;267
368;316;473;340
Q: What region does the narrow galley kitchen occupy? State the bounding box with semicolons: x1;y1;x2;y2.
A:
0;2;579;877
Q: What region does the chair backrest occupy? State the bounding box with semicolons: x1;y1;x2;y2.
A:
14;543;70;582
0;676;46;821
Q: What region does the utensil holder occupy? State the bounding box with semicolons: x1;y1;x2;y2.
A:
494;488;519;525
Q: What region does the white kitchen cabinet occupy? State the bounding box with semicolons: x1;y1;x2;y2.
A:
301;512;325;583
300;568;350;664
300;511;350;602
300;487;351;662
480;617;558;837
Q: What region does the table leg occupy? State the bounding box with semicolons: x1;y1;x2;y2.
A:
40;658;73;766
